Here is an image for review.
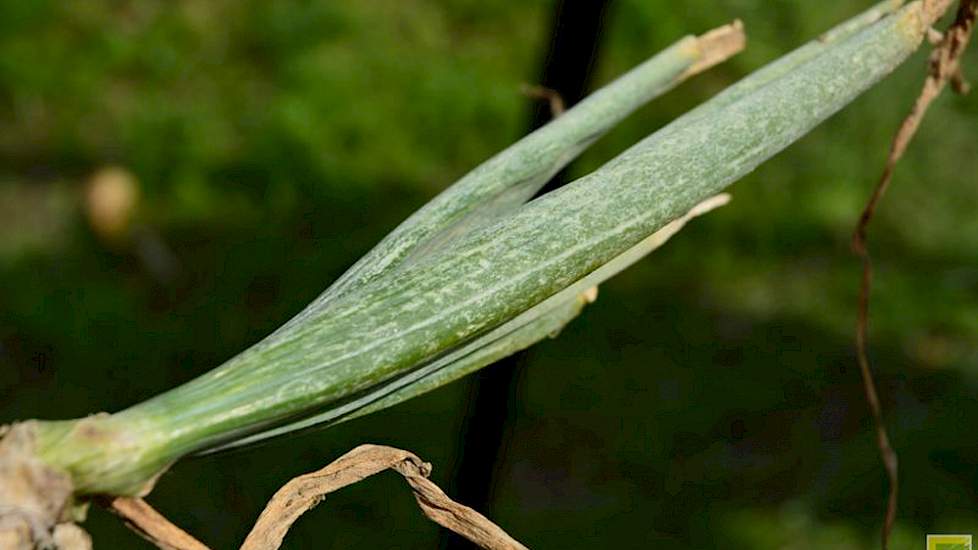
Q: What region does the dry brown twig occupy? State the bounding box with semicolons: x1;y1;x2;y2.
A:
241;445;528;550
520;84;567;117
105;497;209;550
105;445;528;550
851;1;977;549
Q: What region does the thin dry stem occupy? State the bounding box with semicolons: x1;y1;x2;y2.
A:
240;445;527;550
851;1;976;549
107;445;527;550
520;84;566;117
105;497;210;550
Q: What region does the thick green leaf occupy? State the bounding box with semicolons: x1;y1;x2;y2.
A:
277;24;742;333
34;1;933;496
205;194;730;452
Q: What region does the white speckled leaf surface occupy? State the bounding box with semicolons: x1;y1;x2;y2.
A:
35;1;933;496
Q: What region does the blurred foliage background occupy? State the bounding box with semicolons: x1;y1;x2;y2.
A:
2;0;977;548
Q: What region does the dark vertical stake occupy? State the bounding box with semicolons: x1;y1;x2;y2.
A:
443;1;611;547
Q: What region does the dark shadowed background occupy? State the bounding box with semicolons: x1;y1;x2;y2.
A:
2;1;977;548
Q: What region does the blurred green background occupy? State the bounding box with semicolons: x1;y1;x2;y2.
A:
2;1;977;548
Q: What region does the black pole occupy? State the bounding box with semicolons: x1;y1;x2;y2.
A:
443;1;611;547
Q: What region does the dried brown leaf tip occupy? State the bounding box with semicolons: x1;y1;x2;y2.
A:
686;19;746;77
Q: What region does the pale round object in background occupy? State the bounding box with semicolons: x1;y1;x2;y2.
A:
85;166;139;242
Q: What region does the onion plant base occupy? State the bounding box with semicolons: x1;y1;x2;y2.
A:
0;424;88;550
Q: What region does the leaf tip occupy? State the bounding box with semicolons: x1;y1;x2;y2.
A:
685;19;747;77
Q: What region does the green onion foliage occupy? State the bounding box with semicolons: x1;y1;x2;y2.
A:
21;0;934;498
